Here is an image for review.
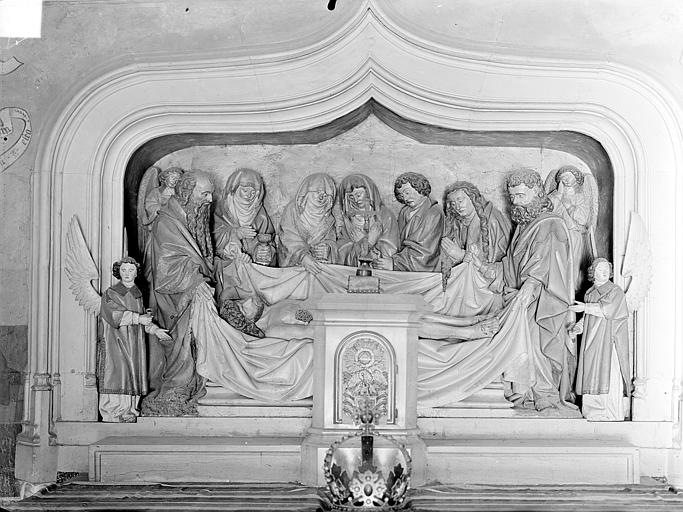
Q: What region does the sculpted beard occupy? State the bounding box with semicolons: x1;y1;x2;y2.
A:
184;199;214;259
510;195;552;225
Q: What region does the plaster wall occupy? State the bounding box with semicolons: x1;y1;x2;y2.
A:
153;115;590;226
2;0;683;494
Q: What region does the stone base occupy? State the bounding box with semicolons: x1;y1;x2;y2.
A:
424;439;640;484
197;384;313;418
89;436;303;483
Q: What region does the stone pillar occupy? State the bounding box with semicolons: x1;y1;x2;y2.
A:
301;293;426;486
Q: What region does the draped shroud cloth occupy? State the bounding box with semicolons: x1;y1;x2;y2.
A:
98;283;148;396
192;260;538;407
144;197;213;411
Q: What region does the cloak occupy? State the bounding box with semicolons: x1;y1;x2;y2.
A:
98;283;148;396
145;197;213;404
393;197;444;272
575;281;630;396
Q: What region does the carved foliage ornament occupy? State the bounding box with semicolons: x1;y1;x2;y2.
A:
335;331;396;425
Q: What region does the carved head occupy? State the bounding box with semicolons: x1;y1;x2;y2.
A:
222;168;265;205
159;167;184;188
176;170;214;207
506;169;552;225
555;165;585;189
112;256;140;287
444;181;491;257
394;172;431;207
175;170;215;259
339;174;382;214
588;257;613;285
295;173;336;214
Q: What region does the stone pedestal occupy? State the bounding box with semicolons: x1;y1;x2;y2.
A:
300;293;427;486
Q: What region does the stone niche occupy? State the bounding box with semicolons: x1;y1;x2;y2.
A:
18;4;683;489
123;100;614;265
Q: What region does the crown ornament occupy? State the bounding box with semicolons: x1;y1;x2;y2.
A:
322;397;412;510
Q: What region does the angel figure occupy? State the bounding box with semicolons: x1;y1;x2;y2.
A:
136;166;184;251
65;217;170;422
545;165;598;287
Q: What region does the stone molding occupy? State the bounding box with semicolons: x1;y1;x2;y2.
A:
21;0;683;485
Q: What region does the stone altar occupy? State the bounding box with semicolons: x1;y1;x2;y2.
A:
301;293;427;486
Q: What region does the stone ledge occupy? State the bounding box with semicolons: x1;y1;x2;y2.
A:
424;439;640;485
89;436;304;483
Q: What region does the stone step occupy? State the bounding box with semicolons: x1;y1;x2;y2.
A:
6;479;682;511
89;436;303;483
424;439;640;485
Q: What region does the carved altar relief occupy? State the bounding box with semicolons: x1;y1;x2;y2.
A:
334;330;396;425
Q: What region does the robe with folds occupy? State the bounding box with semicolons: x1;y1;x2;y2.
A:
214;205;276;301
393;197;444;272
499;211;575;408
145;197;213;406
277;200;338;267
338;205;399;267
444;202;512;265
214;205;276;265
575;281;630;396
98;283;148;396
550;188;592;286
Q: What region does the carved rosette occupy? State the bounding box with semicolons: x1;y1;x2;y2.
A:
334;331;396;425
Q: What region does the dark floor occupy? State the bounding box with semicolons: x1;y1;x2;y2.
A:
3;479;683;511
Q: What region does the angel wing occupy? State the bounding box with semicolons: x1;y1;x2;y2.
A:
544;168;560;195
136;165;160;252
581;172;600;257
622;211;653;312
64;215;101;315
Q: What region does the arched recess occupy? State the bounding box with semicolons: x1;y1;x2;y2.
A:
19;2;683;486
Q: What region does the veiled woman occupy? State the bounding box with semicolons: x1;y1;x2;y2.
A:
277;173;338;274
337;173;398;267
214;168;276;300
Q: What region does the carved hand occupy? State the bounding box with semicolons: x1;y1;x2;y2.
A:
139;313;153;326
568;319;584;337
478;317;500;337
367;219;382;247
155;328;172;342
372;256;393;271
302;254;323;274
441;238;465;262
235;251;252;264
569;300;586;313
237;226;257;240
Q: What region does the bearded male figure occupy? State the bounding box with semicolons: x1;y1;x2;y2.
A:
476;169;576;411
337;173;398;267
441;181;512;288
142;170;215;416
277;173;339;274
374;172;443;272
214;168;276;302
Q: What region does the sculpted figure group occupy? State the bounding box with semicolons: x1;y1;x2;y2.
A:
116;163;626;420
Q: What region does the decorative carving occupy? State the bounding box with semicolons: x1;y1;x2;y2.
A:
0;106;31;173
0;56;23;75
32;373;52;391
335;331;396;425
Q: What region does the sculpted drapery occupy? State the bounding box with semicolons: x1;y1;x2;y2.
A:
277;173;339;267
499;212;575;410
394;197;444;272
143;195;213;415
337;174;399;266
575;280;630;420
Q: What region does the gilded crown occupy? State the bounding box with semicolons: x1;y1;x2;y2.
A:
322;398;411;510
